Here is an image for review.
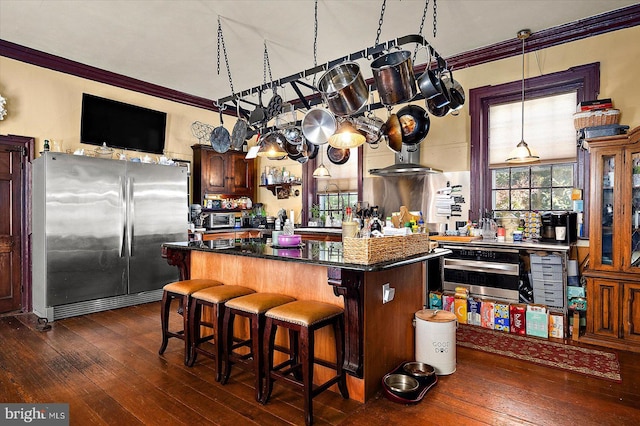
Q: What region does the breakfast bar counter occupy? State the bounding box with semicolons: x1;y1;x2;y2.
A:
162;238;449;402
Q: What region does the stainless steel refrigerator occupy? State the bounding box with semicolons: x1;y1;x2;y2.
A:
32;153;188;321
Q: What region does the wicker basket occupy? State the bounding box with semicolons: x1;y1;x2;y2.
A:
403;233;434;257
573;108;620;130
343;236;405;265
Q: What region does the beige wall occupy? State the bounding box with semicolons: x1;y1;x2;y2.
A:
2;25;639;216
365;25;640;175
0;57;222;161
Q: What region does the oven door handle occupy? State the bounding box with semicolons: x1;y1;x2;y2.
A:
443;258;519;275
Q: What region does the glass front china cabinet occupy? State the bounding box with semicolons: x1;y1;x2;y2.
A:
582;126;640;353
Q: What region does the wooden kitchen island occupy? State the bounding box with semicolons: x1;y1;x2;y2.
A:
162;238;448;402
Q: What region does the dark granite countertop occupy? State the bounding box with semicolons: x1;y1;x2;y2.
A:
162;238;449;272
431;238;573;251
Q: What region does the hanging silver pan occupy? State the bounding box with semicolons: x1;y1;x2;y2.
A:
210;109;231;153
302;107;337;145
231;102;248;150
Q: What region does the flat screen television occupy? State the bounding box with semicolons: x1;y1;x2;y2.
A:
80;93;167;154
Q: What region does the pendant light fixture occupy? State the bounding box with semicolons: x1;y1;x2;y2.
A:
257;132;287;160
506;29;539;164
328;120;366;149
312;149;331;178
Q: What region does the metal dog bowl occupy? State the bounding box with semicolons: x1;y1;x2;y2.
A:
383;373;419;396
403;362;436;378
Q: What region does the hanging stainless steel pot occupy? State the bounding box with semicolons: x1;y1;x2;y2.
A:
397;104;430;147
440;70;465;114
301;107;337;145
425;97;450;117
417;68;450;109
353;115;384;148
295;141;310;164
283;126;304;146
371;50;418;106
283;132;305;162
318;62;369;117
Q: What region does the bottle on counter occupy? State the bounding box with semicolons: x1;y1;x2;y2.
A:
283;219;294;235
370;217;382;234
275;216;281;231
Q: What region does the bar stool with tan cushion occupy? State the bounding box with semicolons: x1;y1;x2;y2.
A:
221;293;296;402
159;279;224;365
262;300;349;426
188;285;255;380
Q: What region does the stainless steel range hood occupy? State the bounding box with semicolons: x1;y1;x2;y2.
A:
369;144;442;176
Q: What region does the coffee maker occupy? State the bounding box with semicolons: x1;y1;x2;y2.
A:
540;212;578;243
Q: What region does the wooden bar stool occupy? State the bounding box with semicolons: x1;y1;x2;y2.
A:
188;285;255;380
262;300;349;426
221;293;296;402
158;279;223;365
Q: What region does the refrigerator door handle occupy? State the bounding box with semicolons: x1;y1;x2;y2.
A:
127;176;134;256
120;176;126;257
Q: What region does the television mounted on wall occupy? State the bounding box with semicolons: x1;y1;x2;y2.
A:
80;93;167;154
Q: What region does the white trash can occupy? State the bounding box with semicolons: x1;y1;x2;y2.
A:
414;309;457;375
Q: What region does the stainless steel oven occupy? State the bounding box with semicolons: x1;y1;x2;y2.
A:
441;245;520;303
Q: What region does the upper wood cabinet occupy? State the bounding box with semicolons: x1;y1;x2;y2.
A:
192;145;255;204
582;126;640;353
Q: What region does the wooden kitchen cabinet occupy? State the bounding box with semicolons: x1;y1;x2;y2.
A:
586;278;620;339
582;126;640;352
192;145;255;204
623;281;640;345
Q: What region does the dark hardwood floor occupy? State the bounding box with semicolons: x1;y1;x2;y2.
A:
1;302;639;425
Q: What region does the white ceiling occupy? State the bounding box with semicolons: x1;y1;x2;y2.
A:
1;0;637;104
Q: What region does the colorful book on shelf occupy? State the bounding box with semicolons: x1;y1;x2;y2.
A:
579;98;613;111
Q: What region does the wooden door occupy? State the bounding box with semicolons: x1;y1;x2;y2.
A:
0;136;31;313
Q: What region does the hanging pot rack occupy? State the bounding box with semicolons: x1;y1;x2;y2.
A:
217;34;448;116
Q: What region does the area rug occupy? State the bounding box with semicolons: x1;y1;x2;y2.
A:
456;324;622;383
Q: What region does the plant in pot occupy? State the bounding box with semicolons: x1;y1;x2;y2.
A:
310;204;321;227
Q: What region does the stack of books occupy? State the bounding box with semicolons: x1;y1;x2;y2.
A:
578;98;613;111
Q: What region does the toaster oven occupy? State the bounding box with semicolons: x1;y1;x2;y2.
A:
204;212;236;229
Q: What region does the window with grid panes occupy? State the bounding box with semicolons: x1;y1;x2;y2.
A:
469;62;599;237
489;92;576;217
317;191;358;222
492;164;574;214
